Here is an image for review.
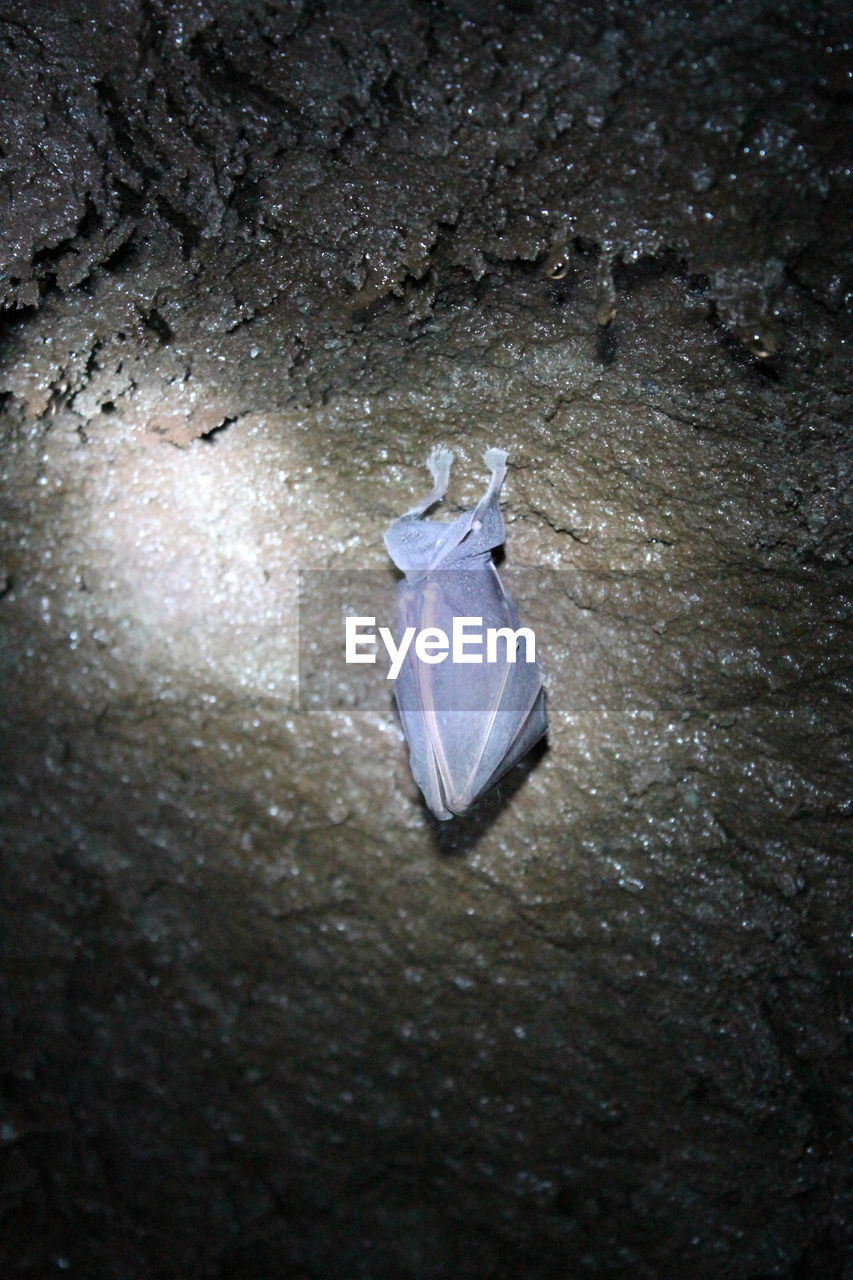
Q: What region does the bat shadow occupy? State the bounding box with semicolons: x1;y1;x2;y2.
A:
425;736;550;857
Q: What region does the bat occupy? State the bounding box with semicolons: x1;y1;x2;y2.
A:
384;446;547;819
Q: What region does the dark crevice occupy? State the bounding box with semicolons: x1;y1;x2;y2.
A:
139;307;173;344
198;415;236;443
611;249;687;293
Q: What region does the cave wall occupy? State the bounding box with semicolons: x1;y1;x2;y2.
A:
0;2;850;1277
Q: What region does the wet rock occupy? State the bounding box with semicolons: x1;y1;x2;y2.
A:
0;2;849;1277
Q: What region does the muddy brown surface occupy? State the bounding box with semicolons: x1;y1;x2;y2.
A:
0;2;850;1277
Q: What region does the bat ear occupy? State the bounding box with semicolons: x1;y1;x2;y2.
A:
427;445;454;491
483;448;507;487
446;446;507;558
385;446;509;572
385;447;457;570
404;446;454;517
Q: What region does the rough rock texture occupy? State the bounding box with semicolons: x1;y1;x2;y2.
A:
0;2;850;1277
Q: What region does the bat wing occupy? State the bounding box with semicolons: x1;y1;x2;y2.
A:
393;567;547;819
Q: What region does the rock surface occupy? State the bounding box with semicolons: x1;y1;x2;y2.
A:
0;2;849;1276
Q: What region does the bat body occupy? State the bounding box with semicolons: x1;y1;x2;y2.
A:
384;447;547;819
